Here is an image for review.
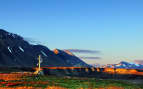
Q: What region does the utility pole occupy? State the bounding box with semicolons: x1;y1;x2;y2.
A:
38;55;41;73
34;55;44;75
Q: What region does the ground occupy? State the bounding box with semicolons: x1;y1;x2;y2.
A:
0;73;143;89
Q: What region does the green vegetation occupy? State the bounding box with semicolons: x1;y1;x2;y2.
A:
22;75;143;89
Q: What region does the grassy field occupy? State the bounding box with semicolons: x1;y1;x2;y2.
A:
0;75;143;89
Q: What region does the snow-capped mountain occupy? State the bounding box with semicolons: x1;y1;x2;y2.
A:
114;61;143;69
92;61;143;69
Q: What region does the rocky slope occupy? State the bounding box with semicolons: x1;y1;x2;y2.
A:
53;49;90;67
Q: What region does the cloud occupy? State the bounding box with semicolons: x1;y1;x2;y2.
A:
24;37;42;45
64;49;100;54
134;60;143;65
64;49;102;60
79;56;101;60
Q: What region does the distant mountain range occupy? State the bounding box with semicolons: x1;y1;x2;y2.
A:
92;61;143;69
115;61;143;69
0;29;89;67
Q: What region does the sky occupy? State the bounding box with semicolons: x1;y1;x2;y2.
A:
0;0;143;64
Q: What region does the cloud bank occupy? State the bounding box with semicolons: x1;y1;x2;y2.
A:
79;56;101;60
24;37;43;45
134;60;143;65
64;49;100;54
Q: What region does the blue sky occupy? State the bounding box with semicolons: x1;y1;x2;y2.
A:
0;0;143;64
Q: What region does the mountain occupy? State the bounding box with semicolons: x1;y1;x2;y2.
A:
114;61;143;69
91;61;143;69
0;29;89;67
53;49;90;67
100;61;143;69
